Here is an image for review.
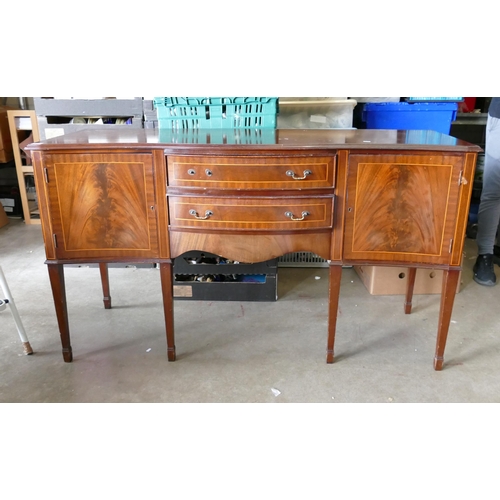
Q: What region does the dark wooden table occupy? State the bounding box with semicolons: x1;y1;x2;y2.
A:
27;128;481;369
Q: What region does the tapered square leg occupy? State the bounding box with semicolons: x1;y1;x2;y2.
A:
159;261;176;361
326;264;342;364
47;263;72;362
404;267;417;314
434;269;460;370
99;263;112;309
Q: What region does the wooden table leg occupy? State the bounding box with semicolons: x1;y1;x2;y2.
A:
47;263;72;362
434;269;460;371
159;261;176;361
404;267;417;314
99;263;112;309
326;264;342;363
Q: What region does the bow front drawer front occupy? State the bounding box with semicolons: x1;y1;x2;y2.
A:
167;155;336;189
168;196;333;230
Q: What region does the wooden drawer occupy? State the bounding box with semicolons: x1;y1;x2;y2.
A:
169;196;333;230
167;155;336;189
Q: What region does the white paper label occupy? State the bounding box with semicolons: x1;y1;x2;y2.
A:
173;285;193;297
310;114;327;123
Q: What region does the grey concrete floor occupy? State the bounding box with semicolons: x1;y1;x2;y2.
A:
1;217;499;403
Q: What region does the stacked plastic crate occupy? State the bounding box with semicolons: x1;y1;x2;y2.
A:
153;97;278;145
142;99;157;129
362;97;461;134
34;97;144;140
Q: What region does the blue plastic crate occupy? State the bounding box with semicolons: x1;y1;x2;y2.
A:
406;97;463;102
362;102;458;134
153;97;278;130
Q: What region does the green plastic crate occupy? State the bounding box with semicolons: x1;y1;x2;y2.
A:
158;128;277;145
153;97;278;129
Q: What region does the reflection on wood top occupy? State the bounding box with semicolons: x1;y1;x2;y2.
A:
25;128;483;153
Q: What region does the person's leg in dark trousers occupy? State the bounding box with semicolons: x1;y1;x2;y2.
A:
475;115;500;285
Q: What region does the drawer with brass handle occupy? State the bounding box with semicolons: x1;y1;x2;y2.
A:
168;196;333;230
167;155;336;189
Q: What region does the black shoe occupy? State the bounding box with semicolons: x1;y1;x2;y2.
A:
494;245;500;266
473;254;496;286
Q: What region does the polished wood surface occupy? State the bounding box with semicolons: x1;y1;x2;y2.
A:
29;128;481;151
26;128;481;370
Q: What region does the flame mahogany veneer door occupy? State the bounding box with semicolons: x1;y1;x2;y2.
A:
343;153;465;266
42;153;160;260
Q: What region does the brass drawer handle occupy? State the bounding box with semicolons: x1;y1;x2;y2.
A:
285;210;310;221
286;169;312;180
189;209;213;220
187;169;212;177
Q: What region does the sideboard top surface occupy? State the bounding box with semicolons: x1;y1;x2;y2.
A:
25;128;483;153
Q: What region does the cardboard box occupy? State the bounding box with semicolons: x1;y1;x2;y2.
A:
0;202;8;228
0;149;12;163
354;265;461;295
0;105;14;163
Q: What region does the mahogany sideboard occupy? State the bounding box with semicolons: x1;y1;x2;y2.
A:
26;128;482;370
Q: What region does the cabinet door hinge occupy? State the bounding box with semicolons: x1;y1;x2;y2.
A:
44;167;49;183
52;234;58;248
449;239;453;253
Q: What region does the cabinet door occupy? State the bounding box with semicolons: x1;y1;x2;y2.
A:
343;153;465;266
42;153;159;260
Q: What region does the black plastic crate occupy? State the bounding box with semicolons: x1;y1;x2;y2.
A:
173;275;277;301
173;251;278;301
